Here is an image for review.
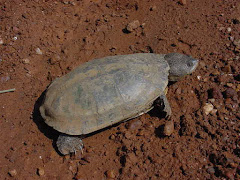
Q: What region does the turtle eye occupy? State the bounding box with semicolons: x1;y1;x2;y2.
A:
187;61;194;67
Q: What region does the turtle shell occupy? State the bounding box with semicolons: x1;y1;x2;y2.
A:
40;53;169;135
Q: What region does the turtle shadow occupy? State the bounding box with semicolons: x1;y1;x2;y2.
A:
32;90;59;142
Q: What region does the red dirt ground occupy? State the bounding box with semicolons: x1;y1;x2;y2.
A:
0;0;239;179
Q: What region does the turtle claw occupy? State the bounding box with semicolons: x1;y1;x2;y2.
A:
56;134;84;155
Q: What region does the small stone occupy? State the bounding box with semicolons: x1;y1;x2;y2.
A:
210;109;217;115
106;170;115;178
137;129;144;136
37;167;44;176
176;87;182;94
126;120;142;130
126;20;140;32
0;37;3;45
150;6;156;11
233;17;240;24
22;58;30;64
233;39;240;47
36;48;43;55
109;134;115;140
49;54;60;64
227;27;232;32
210;87;223;99
203;103;214;115
222;65;231;73
208;98;215;103
224;88;238;101
224;169;235;180
8;169;17;177
226;83;234;88
82;155;91;163
86;147;93;153
207;167;215;174
163;120;174;136
179;0;187;5
124;131;132;139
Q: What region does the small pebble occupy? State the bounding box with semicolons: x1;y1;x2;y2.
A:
36;48;43;55
203;103;214;115
222;65;231;73
106;170;115;179
210;87;223;99
137;129;144;136
207;167;215;174
82;155;91;163
86;147;93;153
233;17;240;24
226;83;234;88
126;20;140;32
124;131;131;139
163;120;174;136
8;169;17;177
227;27;232;32
210;109;217;115
0;37;3;45
224;169;235;180
179;0;187;5
224;88;237;99
109;134;115;140
22;58;30;64
233;39;240;47
37;167;44;176
150;6;156;11
126;120;142;130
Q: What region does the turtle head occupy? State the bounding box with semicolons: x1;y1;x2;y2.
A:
164;53;198;81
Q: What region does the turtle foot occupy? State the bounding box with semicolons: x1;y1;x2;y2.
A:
56;134;83;155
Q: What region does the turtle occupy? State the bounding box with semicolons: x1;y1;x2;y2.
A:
39;53;198;155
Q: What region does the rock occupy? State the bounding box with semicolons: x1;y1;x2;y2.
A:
126;20;140;32
203;103;214;115
137;129;144;136
49;54;61;65
8;169;17;177
22;58;30;64
35;48;43;55
206;167;215;174
124;131;132;139
126;120;142;130
0;37;3;45
233;39;240;47
82;155;91;163
233;17;240;24
222;65;231;73
224;88;238;100
163;120;174;136
224;169;235;180
150;6;156;11
109;134;115;140
209;87;223;99
227;27;232;32
106;170;115;179
37;167;44;176
179;0;187;5
86;147;93;153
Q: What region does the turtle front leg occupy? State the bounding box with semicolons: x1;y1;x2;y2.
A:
155;95;172;118
161;95;172;118
56;134;84;155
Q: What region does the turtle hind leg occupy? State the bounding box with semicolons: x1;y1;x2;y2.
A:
56;134;83;155
154;95;172;118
